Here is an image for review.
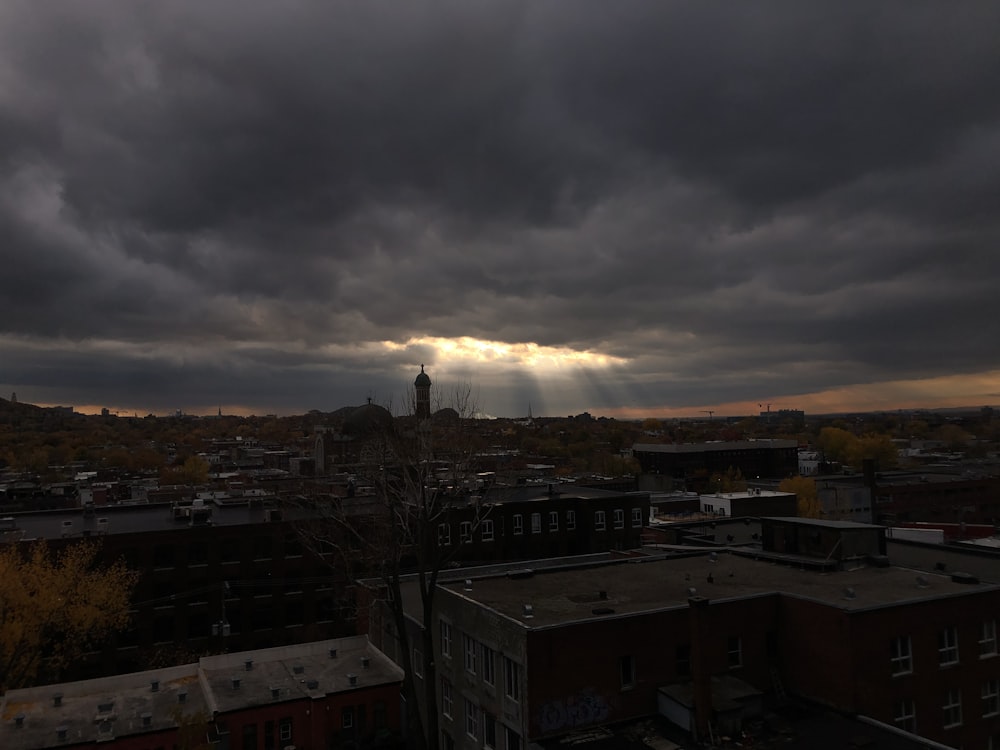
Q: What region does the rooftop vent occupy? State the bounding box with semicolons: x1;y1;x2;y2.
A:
306;679;319;690
348;673;358;686
141;712;152;727
843;587;857;600
293;665;304;675
361;656;370;668
150;679;159;692
951;571;980;585
598;590;608;600
464;579;473;591
522;604;534;618
328;647;338;659
14;713;25;728
709;552;718;563
916;575;931;589
177;690;187;704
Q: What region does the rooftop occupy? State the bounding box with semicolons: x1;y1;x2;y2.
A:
421;551;998;628
0;637;402;750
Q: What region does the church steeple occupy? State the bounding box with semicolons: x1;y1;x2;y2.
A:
414;364;431;419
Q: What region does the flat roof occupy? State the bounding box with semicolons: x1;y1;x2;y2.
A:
426;552;999;628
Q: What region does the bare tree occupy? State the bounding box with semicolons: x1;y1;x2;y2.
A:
296;382;488;750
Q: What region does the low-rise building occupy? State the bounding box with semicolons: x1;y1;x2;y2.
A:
0;636;404;750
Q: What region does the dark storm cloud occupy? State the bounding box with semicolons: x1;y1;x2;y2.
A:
2;1;1000;415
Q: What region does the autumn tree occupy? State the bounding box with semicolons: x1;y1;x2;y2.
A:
0;541;138;690
779;475;820;519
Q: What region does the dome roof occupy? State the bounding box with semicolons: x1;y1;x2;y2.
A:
414;364;431;387
342;401;394;437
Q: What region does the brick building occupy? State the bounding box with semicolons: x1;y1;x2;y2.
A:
371;519;1000;749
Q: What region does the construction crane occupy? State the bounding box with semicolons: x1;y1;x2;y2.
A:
701;410;715;419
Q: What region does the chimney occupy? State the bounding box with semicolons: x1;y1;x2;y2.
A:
688;595;713;743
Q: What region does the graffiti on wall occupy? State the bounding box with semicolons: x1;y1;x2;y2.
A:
537;688;612;733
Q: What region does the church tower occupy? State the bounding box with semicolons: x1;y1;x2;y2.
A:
414;365;431;420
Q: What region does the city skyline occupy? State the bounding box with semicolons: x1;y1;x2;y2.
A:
2;3;999;420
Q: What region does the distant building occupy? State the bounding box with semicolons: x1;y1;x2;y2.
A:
415;365;431;420
698;488;797;518
633;440;798;492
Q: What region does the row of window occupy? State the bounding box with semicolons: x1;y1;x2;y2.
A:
437;508;643;544
441;687;522;750
439;622;521;702
894;681;1000;733
891;620;997;675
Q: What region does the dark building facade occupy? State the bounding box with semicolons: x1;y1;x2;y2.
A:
632;440;799;492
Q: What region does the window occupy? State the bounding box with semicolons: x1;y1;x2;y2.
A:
342;707;354;729
566;510;576;530
891;635;913;675
939;626;959;666
438;523;451;545
631;507;643;527
442;679;453;718
513;514;523;535
483;713;497;749
981;620;997;658
619;655;635;688
441;620;452;658
481;519;494;542
613;509;625;529
413;648;423;679
505;727;521;750
465;699;479;740
531;513;541;533
727;636;742;668
242;723;257;750
894;699;916;732
279;718;292;742
504;656;520;702
481;644;496;686
549;511;559;531
984;680;1000;718
594;510;606;530
464;634;477;674
943;688;962;728
460;521;472;544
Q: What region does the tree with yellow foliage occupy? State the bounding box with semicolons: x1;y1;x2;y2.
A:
779;475;821;518
0;541;138;691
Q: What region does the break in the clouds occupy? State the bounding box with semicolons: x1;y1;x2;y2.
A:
2;1;1000;417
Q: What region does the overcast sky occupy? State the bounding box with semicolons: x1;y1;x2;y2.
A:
2;2;999;419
